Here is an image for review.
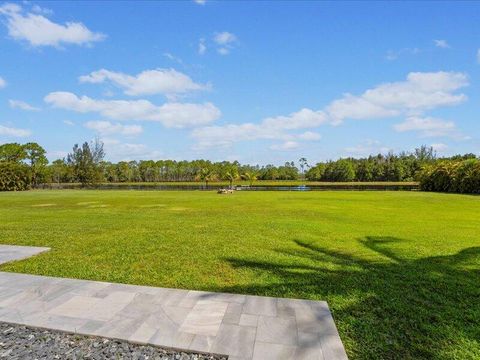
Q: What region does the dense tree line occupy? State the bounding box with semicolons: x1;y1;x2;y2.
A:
1;141;479;193
419;158;480;194
305;146;443;182
0;142;47;190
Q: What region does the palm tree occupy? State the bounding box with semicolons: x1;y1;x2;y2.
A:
196;167;216;188
299;157;309;176
223;167;239;189
241;171;258;186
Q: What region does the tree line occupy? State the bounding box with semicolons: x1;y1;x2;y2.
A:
0;141;478;193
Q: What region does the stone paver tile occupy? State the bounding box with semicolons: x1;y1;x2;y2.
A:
163;305;191;325
243;295;277;317
295;306;332;334
239;314;258;327
277;304;296;318
0;245;49;265
0;307;23;323
210;324;256;359
132;306;190;345
77;319;106;334
319;332;348;360
278;298;313;310
179;300;228;336
94;314;146;339
172;331;195;349
120;294;160;319
85;296;135;321
48;295;101;319
188;334;216;353
226;302;243;314
256;315;298;345
222;311;241;325
297;332;325;360
70;281;111;298
22;313;87;333
252;342;297;360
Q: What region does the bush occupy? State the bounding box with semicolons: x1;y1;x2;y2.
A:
0;162;31;191
419;159;480;194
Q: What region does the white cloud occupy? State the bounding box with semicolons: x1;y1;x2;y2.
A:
85;120;143;136
385;47;421;61
79;68;209;96
101;138;162;161
0;124;31;137
393;116;463;138
194;0;206;5
270;141;299;151
477;49;480;64
344;140;391;156
192;71;468;149
434;40;450;49
297;131;322;141
44;91;221;128
8;99;40;111
0;2;105;47
192;109;326;149
31;5;53;16
163;52;183;65
214;31;236;45
327;71;468;124
213;31;237;55
63;120;75;126
0;76;6;88
217;48;230;55
431;143;448;152
198;38;206;55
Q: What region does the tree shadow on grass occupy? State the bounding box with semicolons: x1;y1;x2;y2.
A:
214;237;480;360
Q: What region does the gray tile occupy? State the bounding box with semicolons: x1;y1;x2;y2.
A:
0;245;50;265
239;314;258;327
222;311;241;325
210;324;256;358
256;315;298;345
243;295;277;317
179;300;228;336
252;342;297;360
189;334;216;353
226;302;243;314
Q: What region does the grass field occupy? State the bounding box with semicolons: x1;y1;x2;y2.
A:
0;190;479;359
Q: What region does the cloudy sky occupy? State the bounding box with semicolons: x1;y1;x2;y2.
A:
0;1;479;164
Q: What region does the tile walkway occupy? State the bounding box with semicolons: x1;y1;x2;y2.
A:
0;245;348;359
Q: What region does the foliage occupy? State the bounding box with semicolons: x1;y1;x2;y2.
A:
67;139;105;187
0;142;46;191
0;162;31;191
0;190;479;359
420;158;480;194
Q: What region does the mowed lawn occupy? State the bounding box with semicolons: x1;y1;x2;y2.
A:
0;190;479;359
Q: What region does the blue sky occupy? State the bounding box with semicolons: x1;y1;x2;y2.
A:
0;1;479;165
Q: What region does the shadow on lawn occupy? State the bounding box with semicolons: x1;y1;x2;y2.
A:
215;237;480;360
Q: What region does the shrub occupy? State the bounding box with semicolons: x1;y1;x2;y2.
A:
0;162;31;191
419;159;480;194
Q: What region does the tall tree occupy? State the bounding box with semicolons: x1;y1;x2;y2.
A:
67;138;105;187
0;143;26;163
222;166;239;188
241;171;258;186
196;167;216;188
23;142;48;186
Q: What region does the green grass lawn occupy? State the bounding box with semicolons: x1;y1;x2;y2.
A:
0;190;479;359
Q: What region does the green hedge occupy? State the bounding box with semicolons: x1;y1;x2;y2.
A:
420;159;480;194
0;162;31;191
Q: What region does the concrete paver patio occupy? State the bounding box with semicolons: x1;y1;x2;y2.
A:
0;245;348;359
